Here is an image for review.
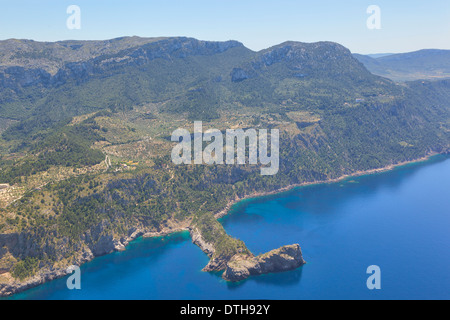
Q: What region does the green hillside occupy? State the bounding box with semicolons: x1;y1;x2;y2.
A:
0;37;449;294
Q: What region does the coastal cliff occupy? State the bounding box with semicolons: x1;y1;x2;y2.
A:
0;220;189;297
222;244;306;282
189;224;306;281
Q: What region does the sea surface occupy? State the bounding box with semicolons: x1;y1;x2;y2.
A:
7;155;450;300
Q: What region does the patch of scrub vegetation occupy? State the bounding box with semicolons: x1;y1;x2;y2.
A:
12;257;39;281
193;213;251;260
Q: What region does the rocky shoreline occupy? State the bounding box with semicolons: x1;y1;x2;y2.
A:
189;227;306;281
214;152;441;220
189;227;219;270
223;244;306;282
0;152;445;297
0;221;190;298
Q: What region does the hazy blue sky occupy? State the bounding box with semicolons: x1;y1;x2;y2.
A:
0;0;449;54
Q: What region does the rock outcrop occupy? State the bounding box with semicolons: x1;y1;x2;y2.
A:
222;244;306;282
0;220;189;297
190;227;215;257
0;247;93;298
0;37;246;90
189;227;230;271
231;68;251;82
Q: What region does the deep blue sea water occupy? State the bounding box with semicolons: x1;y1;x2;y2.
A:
6;155;450;300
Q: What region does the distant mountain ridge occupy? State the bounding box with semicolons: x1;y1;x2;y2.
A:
354;49;450;81
0;37;388;128
0;37;247;89
0;37;168;74
366;53;395;59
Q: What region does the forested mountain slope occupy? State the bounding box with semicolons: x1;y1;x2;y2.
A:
0;37;449;296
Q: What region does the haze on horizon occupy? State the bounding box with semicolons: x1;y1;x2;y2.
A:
0;0;449;55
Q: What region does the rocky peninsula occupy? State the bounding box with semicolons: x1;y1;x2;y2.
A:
190;227;306;281
222;244;306;282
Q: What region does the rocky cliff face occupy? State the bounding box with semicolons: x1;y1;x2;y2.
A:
0;218;190;297
222;244;306;282
0;37;167;74
189;219;306;280
189;227;231;272
0;37;245;90
0;240;94;297
229;41;373;85
0;222;137;297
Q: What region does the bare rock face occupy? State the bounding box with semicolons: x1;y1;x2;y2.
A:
189;227;229;272
190;228;215;258
222;244;306;282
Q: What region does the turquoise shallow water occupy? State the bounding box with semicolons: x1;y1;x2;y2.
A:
6;155;450;300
